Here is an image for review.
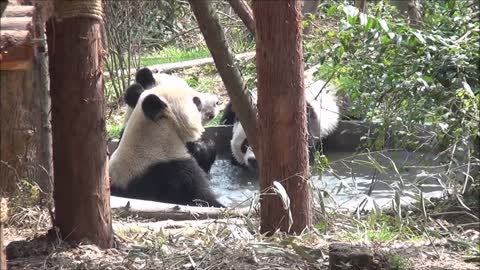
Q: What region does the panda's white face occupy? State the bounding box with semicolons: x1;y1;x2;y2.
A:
199;93;220;125
230;122;257;171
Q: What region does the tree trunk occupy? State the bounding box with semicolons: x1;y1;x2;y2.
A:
226;0;255;36
302;0;320;34
0;68;37;194
0;198;6;270
354;0;367;13
46;1;113;248
390;0;422;27
32;0;53;207
188;0;257;151
1;0;7;16
253;0;311;234
302;0;320;15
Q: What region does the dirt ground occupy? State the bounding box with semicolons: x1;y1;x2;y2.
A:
4;207;479;270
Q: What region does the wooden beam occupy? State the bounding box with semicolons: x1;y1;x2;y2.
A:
0;30;30;48
0;30;33;70
3;5;34;17
0;17;32;31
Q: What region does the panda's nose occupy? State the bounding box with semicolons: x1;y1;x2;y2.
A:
247;157;257;169
207;112;215;120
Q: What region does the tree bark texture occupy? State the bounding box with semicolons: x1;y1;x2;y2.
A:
302;0;320;15
302;0;320;34
46;13;113;247
0;197;6;270
226;0;255;36
188;0;257;152
253;0;311;234
354;0;367;13
0;68;38;194
32;0;53;206
390;0;422;27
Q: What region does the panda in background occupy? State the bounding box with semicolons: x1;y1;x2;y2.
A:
119;68;219;173
109;83;224;207
223;80;340;172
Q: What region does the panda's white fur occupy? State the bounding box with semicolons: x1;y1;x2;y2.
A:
111;85;203;189
109;84;223;207
124;70;219;126
230;80;339;171
118;68;220;173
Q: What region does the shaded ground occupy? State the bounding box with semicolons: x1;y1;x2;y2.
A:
4;203;479;270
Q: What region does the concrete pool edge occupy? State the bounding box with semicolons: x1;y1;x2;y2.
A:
108;120;370;156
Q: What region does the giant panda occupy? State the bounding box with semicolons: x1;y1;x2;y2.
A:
224;80;340;172
109;83;224;207
119;68;219;173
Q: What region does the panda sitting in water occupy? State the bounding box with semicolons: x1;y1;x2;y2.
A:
109;83;224;207
222;79;340;172
119;68;219;174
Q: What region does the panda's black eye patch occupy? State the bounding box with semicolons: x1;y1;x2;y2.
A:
124;83;144;108
193;96;202;111
241;139;249;154
142;95;167;121
136;68;156;89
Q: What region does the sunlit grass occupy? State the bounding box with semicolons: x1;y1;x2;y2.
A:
140;47;211;66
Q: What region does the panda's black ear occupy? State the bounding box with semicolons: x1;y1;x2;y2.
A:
142;94;167;121
136;68;156;89
124;83;144;108
193;96;202;112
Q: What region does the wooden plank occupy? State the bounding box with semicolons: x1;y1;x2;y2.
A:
2;5;34;17
0;46;33;71
0;68;37;193
0;30;33;70
0;17;32;31
0;30;30;48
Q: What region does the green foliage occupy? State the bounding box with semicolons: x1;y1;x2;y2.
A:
206;111;224;127
107;123;123;139
141;47;211;66
387;254;412;270
347;214;419;242
306;0;479;192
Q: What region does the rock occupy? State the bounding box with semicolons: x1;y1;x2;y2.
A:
328;243;374;270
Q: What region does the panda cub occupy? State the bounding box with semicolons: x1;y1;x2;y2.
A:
109;83;224;207
120;68;219;173
223;80;340;172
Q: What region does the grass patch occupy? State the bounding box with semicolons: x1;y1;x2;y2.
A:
345;214;420;243
140;47;211;66
107;123;123;139
206;111;224;127
387;254;412;270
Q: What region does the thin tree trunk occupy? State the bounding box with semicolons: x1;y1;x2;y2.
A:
302;0;320;34
0;0;7;16
46;1;113;248
354;0;367;13
303;0;320;15
33;0;53;208
253;0;311;234
226;0;255;36
188;0;257;151
0;198;6;270
390;0;422;27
